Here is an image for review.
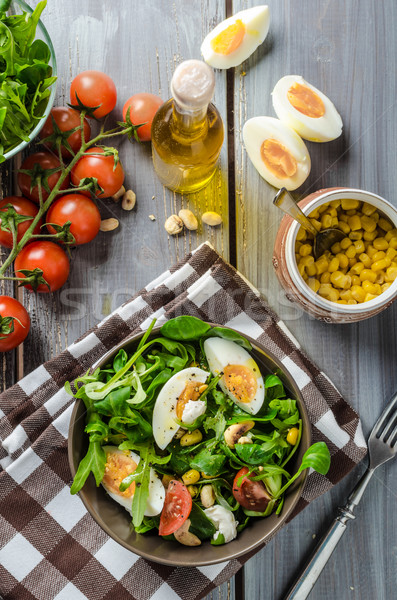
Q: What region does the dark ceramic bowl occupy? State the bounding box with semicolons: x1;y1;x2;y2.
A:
68;324;311;566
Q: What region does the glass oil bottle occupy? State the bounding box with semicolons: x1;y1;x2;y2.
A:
151;59;224;194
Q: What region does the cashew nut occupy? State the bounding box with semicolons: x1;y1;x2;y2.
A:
165;214;183;235
202;211;222;226
122;189;136;211
178;209;198;231
111;185;125;202
100;218;119;232
224;421;255;449
200;484;215;508
237;435;253;445
173;519;201;546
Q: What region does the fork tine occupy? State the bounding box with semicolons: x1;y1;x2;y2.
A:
382;410;397;440
370;393;397;438
386;423;397;446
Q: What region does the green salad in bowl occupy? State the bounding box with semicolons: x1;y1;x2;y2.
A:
68;317;330;563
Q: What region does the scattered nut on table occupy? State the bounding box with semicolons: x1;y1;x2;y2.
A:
122;189;136;211
165;214;184;235
111;185;125;202
178;208;198;230
100;218;119;232
149;214;156;221
202;211;222;226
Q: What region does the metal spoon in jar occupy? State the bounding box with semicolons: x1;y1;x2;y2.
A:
273;188;344;260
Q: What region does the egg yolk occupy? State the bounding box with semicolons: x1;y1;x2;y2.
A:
103;452;137;498
176;381;206;420
260;138;297;179
287;83;325;118
210;19;246;55
223;365;257;403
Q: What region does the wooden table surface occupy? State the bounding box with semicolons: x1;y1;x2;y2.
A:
1;1;396;599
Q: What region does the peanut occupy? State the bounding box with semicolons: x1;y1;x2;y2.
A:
202;211;222;226
178;208;198;230
165;214;183;235
100;218;119;232
122;189;136;211
111;185;125;202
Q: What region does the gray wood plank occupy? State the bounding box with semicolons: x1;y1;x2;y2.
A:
233;1;397;599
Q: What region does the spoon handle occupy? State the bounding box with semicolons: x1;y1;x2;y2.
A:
273;188;318;237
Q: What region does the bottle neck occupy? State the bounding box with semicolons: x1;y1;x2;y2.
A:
171;99;208;138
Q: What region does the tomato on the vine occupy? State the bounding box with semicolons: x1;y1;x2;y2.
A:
46;194;101;245
40;107;91;158
70;71;117;119
14;241;70;293
0;296;30;352
71;147;125;198
0;197;42;249
232;467;271;513
18;152;70;205
122;93;163;142
158;480;192;536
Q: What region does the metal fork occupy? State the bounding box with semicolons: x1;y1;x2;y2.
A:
285;391;397;600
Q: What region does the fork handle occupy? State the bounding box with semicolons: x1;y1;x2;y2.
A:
285;468;374;600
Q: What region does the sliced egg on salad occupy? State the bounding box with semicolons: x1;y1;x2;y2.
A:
243;116;311;190
101;446;165;516
203;338;264;414
272;75;343;142
152;367;209;450
201;5;270;69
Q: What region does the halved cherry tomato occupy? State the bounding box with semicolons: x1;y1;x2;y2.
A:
0;296;30;352
14;241;70;293
46;194;101;245
17;152;70;205
159;480;192;536
40;107;91;158
70;71;117;119
232;467;271;512
71;147;125;198
122;93;163;142
0;197;42;249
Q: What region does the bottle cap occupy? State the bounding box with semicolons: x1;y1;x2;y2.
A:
171;59;215;110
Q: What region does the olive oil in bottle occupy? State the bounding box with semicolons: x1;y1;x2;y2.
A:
151;59;224;194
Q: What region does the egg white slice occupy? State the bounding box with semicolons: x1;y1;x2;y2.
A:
101;446;165;517
243;116;311;190
152;367;209;450
201;5;270;69
272;75;343;142
203;338;264;414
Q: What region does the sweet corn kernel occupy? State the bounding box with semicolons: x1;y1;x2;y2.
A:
363;230;378;242
346;209;357;217
349;258;357;267
315;257;329;275
364;293;378;302
386;247;397;260
340;237;352;250
373;237;389;251
382;282;392;292
362;280;378;294
372;212;380;222
336;253;349;269
296;227;307;241
371;259;388;271
373;283;382;294
299;244;312;257
340;289;353;301
360;269;377;282
351;275;361;286
309;209;320;219
307;277;321;292
328;257;340;272
362;202;377;216
385;229;397;241
347;299;358;305
378;218;393;232
366;245;377;258
358;252;371;267
372;251;386;262
320;272;331;283
330;199;341;209
338;221;350;234
389;237;397;249
361;215;377;232
350;262;365;275
331;242;342;254
299;255;315;267
349;231;363;240
287;427;299;445
302;272;309;281
348;215;361;231
331;216;339;227
345;245;357;258
321;214;332;229
318;202;330;214
338;213;349;223
310;218;322;232
330;271;350;289
351;285;366;303
375;272;385;284
341;198;360;210
328;208;338;217
318;285;339;302
385;266;397;281
353;240;365;254
298;263;306;277
306;264;317;277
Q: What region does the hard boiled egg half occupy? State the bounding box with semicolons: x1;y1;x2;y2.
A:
243;116;311;190
201;5;270;69
203;338;264;414
272;75;343;142
152;367;209;450
101;446;165;516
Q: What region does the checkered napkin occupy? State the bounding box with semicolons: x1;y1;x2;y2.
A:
0;242;367;600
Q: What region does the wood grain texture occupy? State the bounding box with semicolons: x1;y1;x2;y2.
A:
233;1;397;599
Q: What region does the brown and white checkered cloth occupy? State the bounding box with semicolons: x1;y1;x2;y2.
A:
0;242;367;600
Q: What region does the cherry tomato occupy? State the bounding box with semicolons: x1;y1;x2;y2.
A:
40;107;91;158
70;70;117;119
122;93;163;142
14;241;70;293
0;296;30;352
159;480;192;536
71;147;125;198
232;467;271;512
46;193;101;245
0;197;42;249
18;152;70;205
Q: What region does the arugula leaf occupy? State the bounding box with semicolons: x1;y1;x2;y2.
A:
190;447;226;476
70;440;106;494
274;442;331;499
